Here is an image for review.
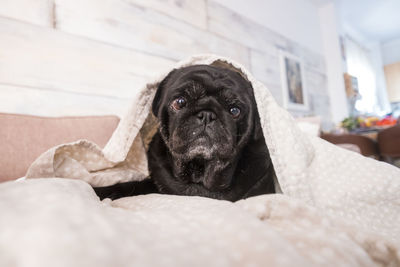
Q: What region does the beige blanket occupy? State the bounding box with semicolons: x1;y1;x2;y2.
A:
2;54;399;266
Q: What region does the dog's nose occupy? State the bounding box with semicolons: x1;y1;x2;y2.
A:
196;110;216;124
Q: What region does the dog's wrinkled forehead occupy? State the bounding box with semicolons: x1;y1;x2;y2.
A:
152;64;253;116
169;65;248;94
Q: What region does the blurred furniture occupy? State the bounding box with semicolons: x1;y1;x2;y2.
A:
0;113;120;182
335;143;361;154
377;125;400;164
320;133;379;158
295;116;367;155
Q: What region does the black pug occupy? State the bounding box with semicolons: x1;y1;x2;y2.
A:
94;65;276;201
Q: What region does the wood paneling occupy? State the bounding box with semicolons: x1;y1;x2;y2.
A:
207;1;287;51
207;1;324;70
0;0;53;27
0;17;174;98
249;49;281;86
126;0;207;29
0;0;329;122
249;49;283;104
304;67;327;95
0;84;131;117
54;0;249;67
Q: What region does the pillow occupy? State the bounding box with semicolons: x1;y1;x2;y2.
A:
0;114;119;182
295;116;321;137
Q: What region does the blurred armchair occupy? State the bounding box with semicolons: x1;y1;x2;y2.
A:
320;133;379;158
377;125;400;165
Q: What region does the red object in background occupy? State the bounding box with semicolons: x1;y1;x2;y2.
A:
376;116;397;126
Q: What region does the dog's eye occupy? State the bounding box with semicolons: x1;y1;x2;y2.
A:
171;97;186;110
229;107;241;118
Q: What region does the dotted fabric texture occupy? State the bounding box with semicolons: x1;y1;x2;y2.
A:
1;179;399;267
22;54;400;265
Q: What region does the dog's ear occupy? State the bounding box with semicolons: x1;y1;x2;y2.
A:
253;112;264;141
151;80;165;117
152;69;177;117
247;84;264;141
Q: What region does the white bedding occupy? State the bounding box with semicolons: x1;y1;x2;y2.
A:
1;178;398;267
2;54;399;266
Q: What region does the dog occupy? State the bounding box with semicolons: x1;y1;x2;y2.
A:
94;65;276;201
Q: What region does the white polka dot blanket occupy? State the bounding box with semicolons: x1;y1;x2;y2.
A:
1;55;399;266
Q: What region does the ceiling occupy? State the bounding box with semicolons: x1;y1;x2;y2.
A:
309;0;400;44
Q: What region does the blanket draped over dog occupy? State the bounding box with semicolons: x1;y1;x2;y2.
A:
1;55;399;266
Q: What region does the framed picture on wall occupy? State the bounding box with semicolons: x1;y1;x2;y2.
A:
279;51;308;111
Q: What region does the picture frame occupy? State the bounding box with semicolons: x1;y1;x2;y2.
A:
279;51;308;111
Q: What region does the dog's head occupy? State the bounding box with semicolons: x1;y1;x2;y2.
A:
151;65;262;192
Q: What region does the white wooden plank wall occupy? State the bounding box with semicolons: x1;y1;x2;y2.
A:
0;17;174;98
0;85;131;117
0;0;331;125
0;0;53;26
54;0;249;65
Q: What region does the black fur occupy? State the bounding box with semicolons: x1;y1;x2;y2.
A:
94;65;275;201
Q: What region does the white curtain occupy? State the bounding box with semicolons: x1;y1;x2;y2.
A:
345;37;378;114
